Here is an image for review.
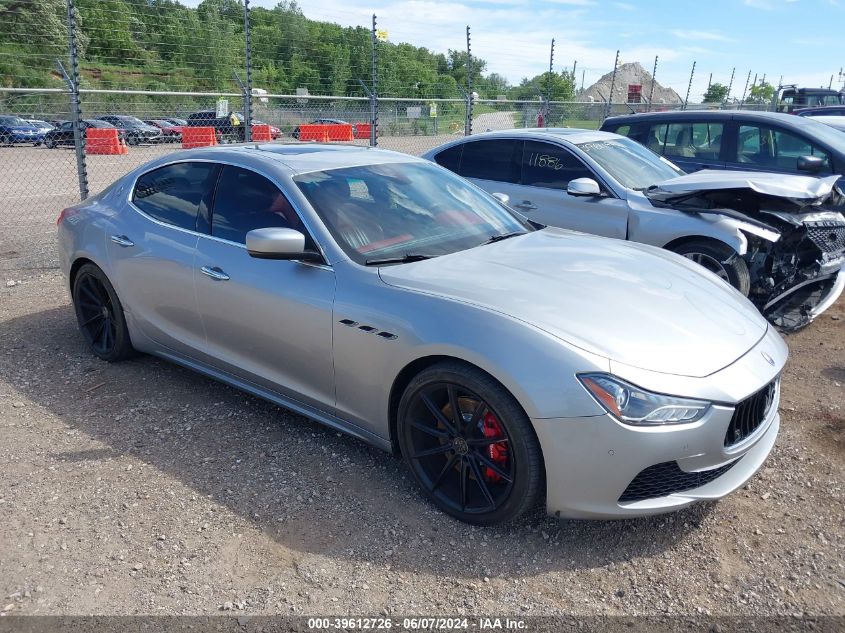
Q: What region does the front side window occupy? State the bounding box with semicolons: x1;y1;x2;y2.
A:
458;139;521;183
132;162;219;231
521;141;593;190
295;161;530;264
737;124;832;172
211;166;304;244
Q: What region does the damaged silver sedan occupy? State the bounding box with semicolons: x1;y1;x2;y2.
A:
424;129;845;330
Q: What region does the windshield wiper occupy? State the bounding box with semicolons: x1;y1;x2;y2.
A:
364;253;433;266
482;231;526;245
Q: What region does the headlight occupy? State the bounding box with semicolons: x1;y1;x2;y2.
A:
578;373;711;425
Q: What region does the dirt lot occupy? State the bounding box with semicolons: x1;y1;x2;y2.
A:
0;267;843;618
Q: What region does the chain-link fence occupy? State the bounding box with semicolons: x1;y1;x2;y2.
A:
0;0;802;275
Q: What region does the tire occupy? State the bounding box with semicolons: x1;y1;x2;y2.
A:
44;137;56;149
72;263;135;362
670;239;751;296
397;361;543;526
0;134;10;146
127;134;139;146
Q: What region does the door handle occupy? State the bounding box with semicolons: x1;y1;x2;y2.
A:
110;234;134;247
514;201;537;211
200;266;230;281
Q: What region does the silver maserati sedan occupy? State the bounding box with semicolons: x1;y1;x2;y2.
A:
58;144;787;525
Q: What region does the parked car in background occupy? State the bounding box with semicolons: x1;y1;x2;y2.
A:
44;119;126;149
600;110;845;180
185;110;245;142
97;115;162;145
144;119;183;143
795;105;845;118
253;119;282;139
164;117;189;127
58;144;787;525
0;115;45;146
292;118;356;140
424;129;845;330
776;86;845;113
24;119;55;140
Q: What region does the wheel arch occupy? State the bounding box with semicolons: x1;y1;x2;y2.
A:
69;256;96;291
662;233;746;256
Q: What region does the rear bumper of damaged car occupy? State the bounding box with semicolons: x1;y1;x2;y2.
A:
763;261;845;331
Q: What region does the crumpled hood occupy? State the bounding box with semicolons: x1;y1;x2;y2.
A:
379;229;768;378
648;170;840;201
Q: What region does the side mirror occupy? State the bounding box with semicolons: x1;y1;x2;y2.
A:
491;192;510;205
567;177;602;197
797;155;824;173
246;227;321;262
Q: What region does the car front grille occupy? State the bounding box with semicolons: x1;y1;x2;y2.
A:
724;379;778;447
619;458;740;503
805;221;845;255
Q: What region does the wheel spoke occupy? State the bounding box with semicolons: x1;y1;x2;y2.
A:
409;419;450;439
473;450;513;483
466;435;508;447
410;443;452;460
79;283;100;305
459;458;468;511
447;384;463;428
77;299;100;311
91;320;107;349
79;313;103;329
420;391;457;435
430;453;459;491
467;456;496;510
463;399;486;435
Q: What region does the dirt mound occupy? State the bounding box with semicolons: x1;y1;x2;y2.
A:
580;62;682;104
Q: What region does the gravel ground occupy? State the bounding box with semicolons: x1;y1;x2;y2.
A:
0;269;842;619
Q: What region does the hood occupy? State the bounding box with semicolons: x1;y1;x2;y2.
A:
648;170;840;201
379;229;768;378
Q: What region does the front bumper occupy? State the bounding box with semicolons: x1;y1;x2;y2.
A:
534;328;786;519
763;261;845;331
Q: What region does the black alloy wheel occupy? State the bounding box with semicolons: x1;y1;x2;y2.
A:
72;263;135;362
398;362;543;525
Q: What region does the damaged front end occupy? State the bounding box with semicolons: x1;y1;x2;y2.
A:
648;172;845;331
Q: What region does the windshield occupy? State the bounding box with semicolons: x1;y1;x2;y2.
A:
295;162;531;265
576;137;684;190
0;116;27;126
796;116;845;148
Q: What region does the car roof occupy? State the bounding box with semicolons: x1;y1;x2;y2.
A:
444;127;620;145
137;143;425;175
602;109;832;127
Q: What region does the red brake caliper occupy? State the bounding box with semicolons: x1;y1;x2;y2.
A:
481;411;508;482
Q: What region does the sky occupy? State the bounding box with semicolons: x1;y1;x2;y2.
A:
248;0;843;100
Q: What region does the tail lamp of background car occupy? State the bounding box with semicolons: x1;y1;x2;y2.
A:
579;373;711;425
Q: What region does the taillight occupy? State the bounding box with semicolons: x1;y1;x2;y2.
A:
57;208;78;225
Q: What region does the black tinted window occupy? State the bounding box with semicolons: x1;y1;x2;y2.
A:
211;166;303;244
132;162;218;231
433;144;463;172
521;141;592;189
459;139;520;183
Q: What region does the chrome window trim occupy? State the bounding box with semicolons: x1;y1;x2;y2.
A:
127;157;332;266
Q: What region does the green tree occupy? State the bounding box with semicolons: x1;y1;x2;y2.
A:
703;82;729;103
747;80;775;104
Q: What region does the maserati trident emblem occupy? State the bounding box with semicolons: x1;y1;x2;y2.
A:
761;351;775;367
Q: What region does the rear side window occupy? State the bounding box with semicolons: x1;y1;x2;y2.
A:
643;123;669;154
521;141;592;190
432;144;463;172
611;124;631;137
663;122;723;160
211;166;303;244
132;162;219;231
458;139;521;183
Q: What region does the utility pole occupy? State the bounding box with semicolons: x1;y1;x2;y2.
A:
606;50;620;119
683;61;696;110
647;55;658;112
